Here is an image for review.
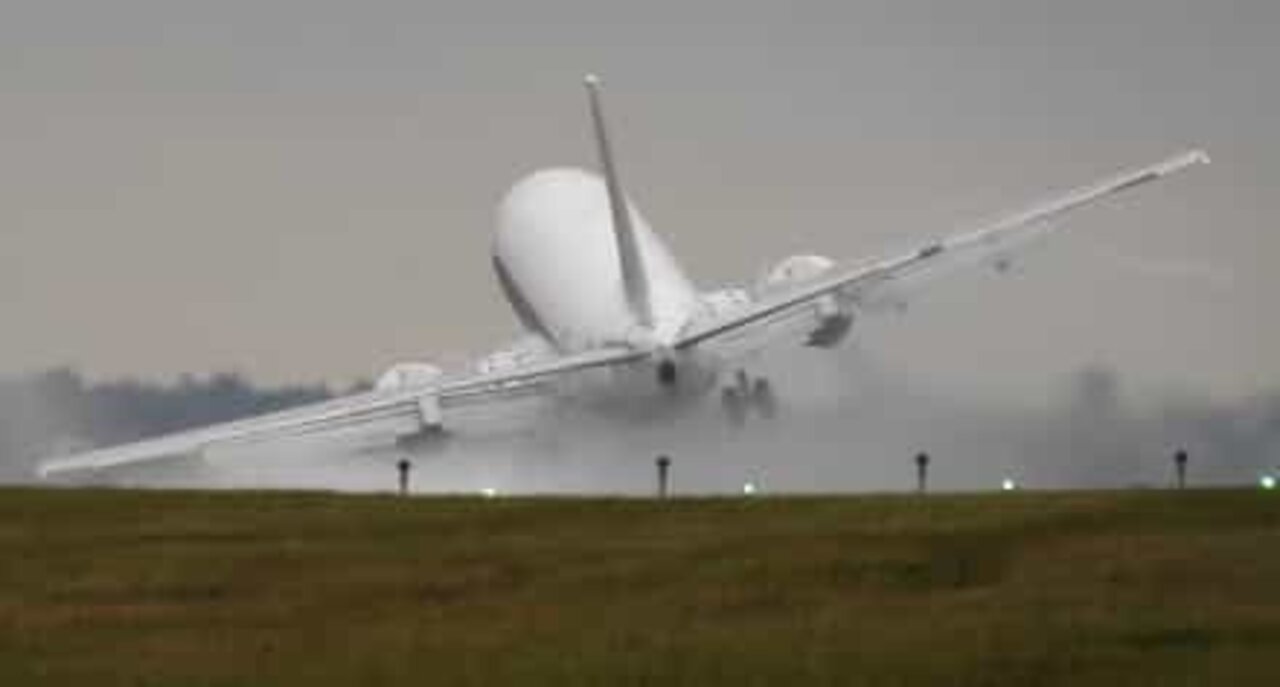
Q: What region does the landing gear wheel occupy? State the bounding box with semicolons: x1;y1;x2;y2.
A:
722;387;747;428
751;378;777;420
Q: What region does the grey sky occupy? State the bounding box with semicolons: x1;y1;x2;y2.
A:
1;0;1275;400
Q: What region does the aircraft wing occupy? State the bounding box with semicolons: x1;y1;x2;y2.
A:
674;149;1209;351
38;346;645;478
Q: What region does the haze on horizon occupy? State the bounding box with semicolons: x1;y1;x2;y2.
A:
1;0;1275;403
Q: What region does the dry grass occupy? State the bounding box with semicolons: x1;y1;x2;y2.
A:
0;487;1277;685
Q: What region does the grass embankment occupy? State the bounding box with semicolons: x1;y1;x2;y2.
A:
0;488;1277;685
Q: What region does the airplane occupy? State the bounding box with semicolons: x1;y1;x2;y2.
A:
38;75;1209;480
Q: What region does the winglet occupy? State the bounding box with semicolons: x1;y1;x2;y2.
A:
585;74;653;328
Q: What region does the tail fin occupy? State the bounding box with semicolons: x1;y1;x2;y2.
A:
585;74;652;328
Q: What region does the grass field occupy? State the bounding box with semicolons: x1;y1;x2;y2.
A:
1;487;1277;686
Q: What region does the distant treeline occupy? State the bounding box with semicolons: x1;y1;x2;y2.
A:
0;369;336;479
2;363;1278;488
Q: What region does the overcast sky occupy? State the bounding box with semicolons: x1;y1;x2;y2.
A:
1;0;1274;400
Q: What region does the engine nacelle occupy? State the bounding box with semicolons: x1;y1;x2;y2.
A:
758;254;837;293
806;294;853;348
375;362;445;392
374;363;447;447
758;255;853;347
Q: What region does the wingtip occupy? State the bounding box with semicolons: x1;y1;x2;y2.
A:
1153;148;1211;177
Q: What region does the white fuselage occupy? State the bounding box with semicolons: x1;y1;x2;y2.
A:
492;168;700;353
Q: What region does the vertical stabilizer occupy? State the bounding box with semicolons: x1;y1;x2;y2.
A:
584;74;652;329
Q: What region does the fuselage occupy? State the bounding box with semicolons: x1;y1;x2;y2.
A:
492;168;700;353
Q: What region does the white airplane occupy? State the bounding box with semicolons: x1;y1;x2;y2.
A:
39;76;1208;480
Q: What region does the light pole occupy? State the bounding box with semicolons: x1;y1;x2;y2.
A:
656;455;671;499
915;452;930;494
397;458;411;496
1174;450;1188;490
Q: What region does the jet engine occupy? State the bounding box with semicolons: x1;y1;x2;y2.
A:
374;363;447;450
758;254;837;291
375;362;445;392
758;254;854;348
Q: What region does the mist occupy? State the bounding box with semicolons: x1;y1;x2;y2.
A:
3;350;1277;495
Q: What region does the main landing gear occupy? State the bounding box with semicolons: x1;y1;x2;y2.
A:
720;369;777;427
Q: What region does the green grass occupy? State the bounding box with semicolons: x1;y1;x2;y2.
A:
1;488;1277;686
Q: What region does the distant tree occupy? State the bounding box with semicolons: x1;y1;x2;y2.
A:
0;369;332;478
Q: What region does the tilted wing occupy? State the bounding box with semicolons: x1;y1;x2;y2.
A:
674;149;1209;352
38;346;645;478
